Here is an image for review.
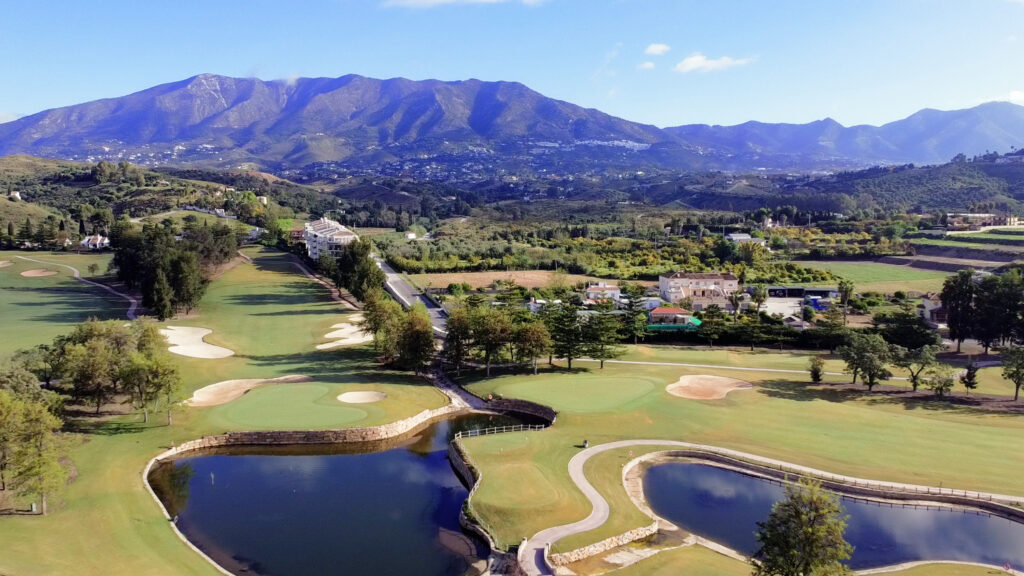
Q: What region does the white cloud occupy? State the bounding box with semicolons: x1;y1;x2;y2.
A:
980;90;1024;104
673;52;753;73
644;43;671;56
637;61;655;70
383;0;545;6
0;112;21;124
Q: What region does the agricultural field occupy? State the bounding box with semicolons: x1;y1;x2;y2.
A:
0;251;126;357
457;348;1024;559
911;237;1024;253
795;260;949;293
0;246;446;576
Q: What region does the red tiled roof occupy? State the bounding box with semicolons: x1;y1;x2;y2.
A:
651;307;688;315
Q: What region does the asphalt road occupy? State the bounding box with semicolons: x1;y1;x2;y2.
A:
374;255;447;335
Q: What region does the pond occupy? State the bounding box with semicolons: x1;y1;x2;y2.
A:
644;462;1024;570
149;414;527;576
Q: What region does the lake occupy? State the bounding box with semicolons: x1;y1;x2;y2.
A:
644;462;1024;570
149;414;526;576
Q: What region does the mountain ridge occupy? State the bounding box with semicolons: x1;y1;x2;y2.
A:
1;73;1022;173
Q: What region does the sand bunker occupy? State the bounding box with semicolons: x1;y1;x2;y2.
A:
20;268;57;277
159;326;235;359
316;313;373;350
0;260;12;269
337;391;387;404
666;375;753;400
187;375;313;407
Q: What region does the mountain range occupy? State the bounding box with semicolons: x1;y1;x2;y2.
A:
1;73;1022;173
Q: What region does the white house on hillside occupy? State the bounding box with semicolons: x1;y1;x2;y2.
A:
304;217;358;260
725;233;767;247
80;234;110;250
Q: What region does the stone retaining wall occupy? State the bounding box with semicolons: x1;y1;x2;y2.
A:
548;521;659;566
486;398;557;424
449;439;529;576
157;404;464;460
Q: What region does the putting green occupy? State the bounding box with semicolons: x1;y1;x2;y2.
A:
203;381;449;432
488;372;657;413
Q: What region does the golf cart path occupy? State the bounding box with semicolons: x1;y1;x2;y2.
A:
15;255;138;320
522;439;1024;576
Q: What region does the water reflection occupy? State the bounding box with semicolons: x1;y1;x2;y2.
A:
148;415;527;576
644;463;1024;570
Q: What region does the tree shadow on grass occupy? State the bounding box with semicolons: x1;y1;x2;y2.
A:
66;419;151;436
757;379;1024;416
243;348;430;387
753;380;864;403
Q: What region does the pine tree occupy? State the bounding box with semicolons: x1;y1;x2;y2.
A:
753;479;852;576
620;283;648;344
584;306;625;369
547;304;585;370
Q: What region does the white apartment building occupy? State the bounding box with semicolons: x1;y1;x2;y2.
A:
304;217;358;260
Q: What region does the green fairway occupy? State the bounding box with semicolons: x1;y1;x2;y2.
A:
0;251;126;357
203;381;447;431
458;350;1024;552
0;246;448;576
795;260;949;293
609;545;1002;576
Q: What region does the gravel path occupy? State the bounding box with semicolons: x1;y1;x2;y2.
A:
15;255;138;319
522;439;1024;576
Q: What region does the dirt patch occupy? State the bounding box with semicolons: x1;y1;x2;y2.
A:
0;260;12;269
316;314;373;350
337;391;387;404
666;375;753;400
409;271;655;290
159;326;235;359
20;268;57;277
187;375;314;407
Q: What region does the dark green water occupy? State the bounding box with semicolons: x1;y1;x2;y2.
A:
645;462;1024;570
149;414;525;576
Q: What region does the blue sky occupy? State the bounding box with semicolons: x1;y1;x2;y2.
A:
1;0;1022;127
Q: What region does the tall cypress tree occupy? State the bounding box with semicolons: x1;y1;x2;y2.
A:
151;269;175;321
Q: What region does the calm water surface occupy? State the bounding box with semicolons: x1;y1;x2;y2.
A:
150;414;525;576
644;463;1024;570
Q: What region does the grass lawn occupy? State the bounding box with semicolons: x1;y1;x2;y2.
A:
976;367;1021;398
458;350;1024;552
0;251;125;358
795;260;949;293
0;246;448;576
610;545;1002;576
